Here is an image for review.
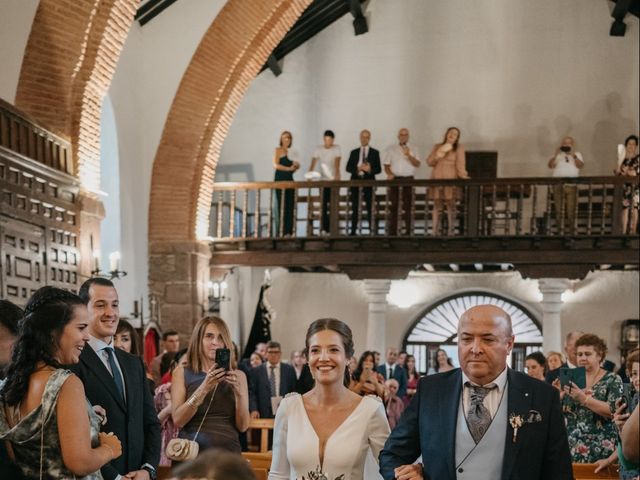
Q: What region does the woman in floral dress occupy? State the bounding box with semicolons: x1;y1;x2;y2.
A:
615;134;639;234
554;333;623;463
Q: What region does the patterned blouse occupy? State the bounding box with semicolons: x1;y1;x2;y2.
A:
562;371;623;463
0;369;103;479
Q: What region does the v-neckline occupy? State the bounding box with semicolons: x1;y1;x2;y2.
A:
298;394;366;471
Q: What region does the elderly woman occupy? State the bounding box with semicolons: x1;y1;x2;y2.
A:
554;334;623;463
171;316;250;454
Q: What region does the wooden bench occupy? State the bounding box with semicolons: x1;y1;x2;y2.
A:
572;463;619;479
242;418;275;478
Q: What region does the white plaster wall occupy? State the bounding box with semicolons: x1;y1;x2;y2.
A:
220;0;639;182
107;0;226;314
228;267;638;368
0;0;38;103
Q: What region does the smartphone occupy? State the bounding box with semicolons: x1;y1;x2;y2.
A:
621;383;635;411
215;348;231;371
559;367;586;390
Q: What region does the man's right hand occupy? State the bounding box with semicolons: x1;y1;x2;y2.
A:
250;411;260;419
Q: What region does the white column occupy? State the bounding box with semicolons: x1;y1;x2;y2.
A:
363;280;391;354
538;278;571;353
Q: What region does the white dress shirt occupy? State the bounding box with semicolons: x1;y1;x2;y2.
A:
461;367;508;419
88;335;127;402
383;144;419;177
551;152;583;177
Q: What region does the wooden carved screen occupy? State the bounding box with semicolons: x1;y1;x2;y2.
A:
0;149;80;306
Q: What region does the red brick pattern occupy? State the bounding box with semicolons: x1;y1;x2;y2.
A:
149;0;312;243
15;0;137;192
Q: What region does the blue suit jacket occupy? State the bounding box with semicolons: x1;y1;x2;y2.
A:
249;362;297;418
379;368;573;480
377;364;409;398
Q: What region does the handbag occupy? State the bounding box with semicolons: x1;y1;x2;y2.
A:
165;384;217;462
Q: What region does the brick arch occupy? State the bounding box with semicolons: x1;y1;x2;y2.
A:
148;0;312;244
15;0;137;192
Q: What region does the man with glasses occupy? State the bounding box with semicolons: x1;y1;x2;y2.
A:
249;341;297;419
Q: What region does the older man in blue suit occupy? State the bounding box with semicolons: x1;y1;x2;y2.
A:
380;305;572;480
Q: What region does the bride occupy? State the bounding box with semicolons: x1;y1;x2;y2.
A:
269;319;390;480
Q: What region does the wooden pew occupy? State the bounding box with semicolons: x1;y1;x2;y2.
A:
242;418;275;478
572;463;619;479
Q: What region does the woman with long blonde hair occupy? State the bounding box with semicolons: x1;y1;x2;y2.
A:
171;316;250;454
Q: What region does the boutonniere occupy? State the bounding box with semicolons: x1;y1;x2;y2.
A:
509;410;542;443
302;466;345;480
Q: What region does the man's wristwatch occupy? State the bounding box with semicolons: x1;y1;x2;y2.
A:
142;465;157;480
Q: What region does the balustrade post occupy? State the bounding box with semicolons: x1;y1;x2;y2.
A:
466;185;481;237
329;184;340;236
611;181;624;234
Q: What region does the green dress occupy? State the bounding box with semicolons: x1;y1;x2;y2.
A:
0;369;103;479
563;371;623;463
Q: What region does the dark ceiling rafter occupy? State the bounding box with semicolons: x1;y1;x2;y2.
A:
135;0;179;27
263;0;369;76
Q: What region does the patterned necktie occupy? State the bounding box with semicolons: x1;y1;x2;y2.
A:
389;365;394;379
104;347;125;402
467;384;495;443
269;365;277;396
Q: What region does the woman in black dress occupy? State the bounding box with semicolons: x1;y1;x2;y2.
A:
273;131;300;236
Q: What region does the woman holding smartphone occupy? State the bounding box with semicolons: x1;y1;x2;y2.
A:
171;316;250;453
349;350;387;400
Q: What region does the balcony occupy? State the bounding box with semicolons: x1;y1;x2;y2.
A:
209;176;639;279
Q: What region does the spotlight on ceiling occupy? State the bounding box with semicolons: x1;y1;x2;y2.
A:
610;0;632;36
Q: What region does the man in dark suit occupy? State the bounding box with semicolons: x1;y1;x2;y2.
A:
377;346;408;398
249;341;297;419
70;278;160;480
380;305;572;480
346;129;381;235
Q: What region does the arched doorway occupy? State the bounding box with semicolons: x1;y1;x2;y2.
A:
403;291;542;374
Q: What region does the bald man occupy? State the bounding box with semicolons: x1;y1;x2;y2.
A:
380;305;572;480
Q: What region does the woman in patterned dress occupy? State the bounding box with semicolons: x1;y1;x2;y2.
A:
615;134;639;234
553;333;623;463
0;286;122;479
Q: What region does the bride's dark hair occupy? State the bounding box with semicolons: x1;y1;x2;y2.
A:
1;286;84;406
305;318;354;387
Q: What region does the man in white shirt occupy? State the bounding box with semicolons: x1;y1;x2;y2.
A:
548;136;584;232
383;128;420;235
309;130;342;233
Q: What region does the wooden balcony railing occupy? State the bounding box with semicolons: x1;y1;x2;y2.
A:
0;99;72;175
210;176;638;241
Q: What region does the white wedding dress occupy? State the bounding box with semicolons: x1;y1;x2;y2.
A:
269;393;390;480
